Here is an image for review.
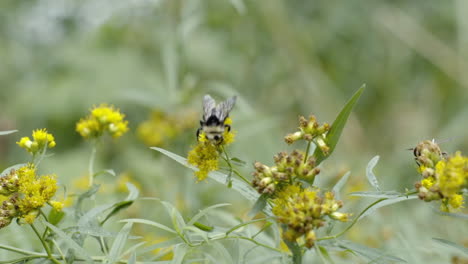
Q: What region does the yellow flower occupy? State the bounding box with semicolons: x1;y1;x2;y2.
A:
448;194;464;210
76;104;129;139
437;152;467;198
421;177;436;189
187;134;220;181
49;201;64;211
16;129;56;155
272;185;349;248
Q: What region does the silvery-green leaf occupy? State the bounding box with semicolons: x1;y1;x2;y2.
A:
433;238;468;255
107;222;133;264
366;156;381;191
332;171;351;200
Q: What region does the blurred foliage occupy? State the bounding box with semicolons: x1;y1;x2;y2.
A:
0;0;467;263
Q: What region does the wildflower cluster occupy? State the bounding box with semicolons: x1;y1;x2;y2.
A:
252;150;320;195
413;140;468;212
76;104;129;139
251;112;350;250
284;115;330;154
187;118;235;181
17;129;56;155
0;165;61;228
272;185;350;248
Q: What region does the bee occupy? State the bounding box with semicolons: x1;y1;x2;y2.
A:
197;94;237;144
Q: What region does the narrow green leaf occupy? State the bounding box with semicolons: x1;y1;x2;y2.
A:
434;209;468;219
128;252;137;264
121;242;146;259
358;195;418;220
139;237;182;255
151;147;263;206
366;156;381;191
314;85;365;165
48;208;65;225
317;246;336;264
43;222;93;263
230;157;247;166
101;183;139;225
433;238;468;255
171;244;188;264
332;171;351;200
284;240;302;264
349;191;404;198
107;222;133;264
78;203;114;227
0;130;17;136
93;169;116;178
161;201;186;233
188;203;231;226
193;222;214;232
1;163;27;177
211;242;234;264
248;194;269;218
120;219;176;234
338;240;406;263
74;184;100;219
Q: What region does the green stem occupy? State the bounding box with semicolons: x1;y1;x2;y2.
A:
0;255;46;264
220;146;251;185
88;145;97;187
0;244;41;255
284;240;302;264
304;141;312;163
318;198;387;241
30;224;61;264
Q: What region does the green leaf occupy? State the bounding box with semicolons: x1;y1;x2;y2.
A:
48;208;65;225
332;171;351;200
74;184;100;219
0;130;17;136
101;183;140;225
366;156;381;191
433;238;468;255
107;222;133;264
188;203;231;226
93;169;116;178
151;147;262;204
43;222;93;263
139;237;182;255
358;195;417;220
1;163;27;177
314;85;365;165
337;240;406;263
434;209;468;219
120;219;176;234
171;244;188;264
230;157;247;166
161;201;186;233
317;246;336;264
349;191;404;198
248;194;270;218
128;252;137;264
78;203;115;227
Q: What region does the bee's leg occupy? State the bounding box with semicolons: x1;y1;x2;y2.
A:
196;128;202;141
224;124;231;132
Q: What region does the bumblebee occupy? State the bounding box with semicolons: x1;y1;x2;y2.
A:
197;94;236;144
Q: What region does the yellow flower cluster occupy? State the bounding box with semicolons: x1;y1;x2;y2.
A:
252;150;320;195
17;129;56;155
284;115;330;154
414;140;468;212
137;110;197;147
272;185;350;248
0;165;62;228
76;104;129;139
187;118;236;181
187;133;221;181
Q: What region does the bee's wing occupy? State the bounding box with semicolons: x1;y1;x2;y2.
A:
202;94;217;121
215;96;237;121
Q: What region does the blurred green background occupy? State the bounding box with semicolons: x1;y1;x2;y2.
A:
1;0;467;263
